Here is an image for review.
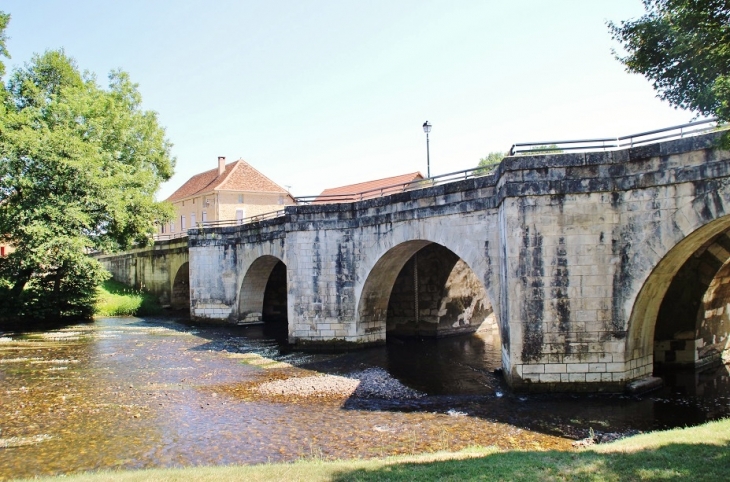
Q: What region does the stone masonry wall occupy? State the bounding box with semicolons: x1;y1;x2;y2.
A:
188;218;286;323
496;133;730;391
694;258;730;364
283;181;502;351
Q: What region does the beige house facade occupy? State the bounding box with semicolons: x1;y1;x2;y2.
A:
159;157;295;236
0;242;12;257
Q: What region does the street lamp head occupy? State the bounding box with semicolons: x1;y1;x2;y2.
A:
423;120;431;134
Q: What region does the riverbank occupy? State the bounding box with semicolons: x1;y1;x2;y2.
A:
13;418;730;481
94;280;162;317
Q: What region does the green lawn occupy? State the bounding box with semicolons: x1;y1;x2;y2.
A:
15;418;730;482
94;279;162;317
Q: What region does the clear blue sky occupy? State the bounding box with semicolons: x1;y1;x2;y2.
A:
2;1;697;199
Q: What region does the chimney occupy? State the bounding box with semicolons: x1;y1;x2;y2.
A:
217;156;225;176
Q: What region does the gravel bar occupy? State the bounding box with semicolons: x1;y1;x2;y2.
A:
256;367;424;400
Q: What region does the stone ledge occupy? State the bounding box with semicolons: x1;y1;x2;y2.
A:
625;376;663;395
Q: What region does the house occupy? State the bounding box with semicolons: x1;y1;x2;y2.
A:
313;172;424;204
159;157;295;235
0;241;12;257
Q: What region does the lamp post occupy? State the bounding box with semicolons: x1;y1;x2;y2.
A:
422;121;432;178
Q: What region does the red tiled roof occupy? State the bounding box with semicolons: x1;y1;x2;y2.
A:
166;160;289;202
314;172;424;203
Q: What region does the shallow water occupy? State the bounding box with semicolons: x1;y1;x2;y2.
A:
0;317;728;480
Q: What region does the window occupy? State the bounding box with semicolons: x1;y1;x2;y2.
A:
202;211;207;222
192;198;195;204
278;195;284;205
181;215;186;230
236;209;244;223
238;194;244;204
1;247;4;257
161;224;165;234
191;212;196;226
171;222;175;233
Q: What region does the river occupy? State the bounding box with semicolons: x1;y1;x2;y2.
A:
1;316;728;480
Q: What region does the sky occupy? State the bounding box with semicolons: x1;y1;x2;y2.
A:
1;1;700;199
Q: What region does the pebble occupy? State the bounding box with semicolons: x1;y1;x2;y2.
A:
255;367;424;400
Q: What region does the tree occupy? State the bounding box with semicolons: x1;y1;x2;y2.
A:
522;144;563;155
475;151;505;174
609;1;730;130
0;11;10;135
0;11;9;78
0;14;175;321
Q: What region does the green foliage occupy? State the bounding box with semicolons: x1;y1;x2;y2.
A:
0;11;9;78
0;13;175;322
475;151;505;174
609;1;730;129
95;279;162;317
524;144;562;155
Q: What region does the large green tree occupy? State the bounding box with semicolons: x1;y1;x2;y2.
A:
609;1;730;126
0;13;175;321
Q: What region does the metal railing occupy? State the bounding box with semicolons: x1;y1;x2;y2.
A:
152;231;189;241
152;210;287;241
509;118;727;155
195;209;286;229
294;165;497;205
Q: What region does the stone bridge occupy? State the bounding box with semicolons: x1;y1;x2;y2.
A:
102;132;730;392
95;238;190;309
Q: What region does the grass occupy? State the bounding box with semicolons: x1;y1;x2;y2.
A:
14;418;730;481
94;279;162;317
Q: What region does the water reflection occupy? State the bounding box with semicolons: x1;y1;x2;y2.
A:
0;316;728;480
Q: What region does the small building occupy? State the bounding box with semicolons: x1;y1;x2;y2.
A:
0;241;12;257
159;157;295;235
313;172;424;204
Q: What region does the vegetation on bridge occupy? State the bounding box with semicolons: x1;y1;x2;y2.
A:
0;12;175;323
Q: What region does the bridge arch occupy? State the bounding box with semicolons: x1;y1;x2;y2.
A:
238;255;288;323
171;262;190;310
357;240;500;354
628;189;730;374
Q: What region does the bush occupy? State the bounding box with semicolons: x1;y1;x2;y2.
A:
0;247;109;322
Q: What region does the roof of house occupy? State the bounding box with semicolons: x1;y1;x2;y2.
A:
314;172;424;203
166;160;290;202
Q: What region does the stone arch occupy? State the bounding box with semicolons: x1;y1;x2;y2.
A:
357;240;499;349
171;262;189;310
628;214;730;368
238;255;287;323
